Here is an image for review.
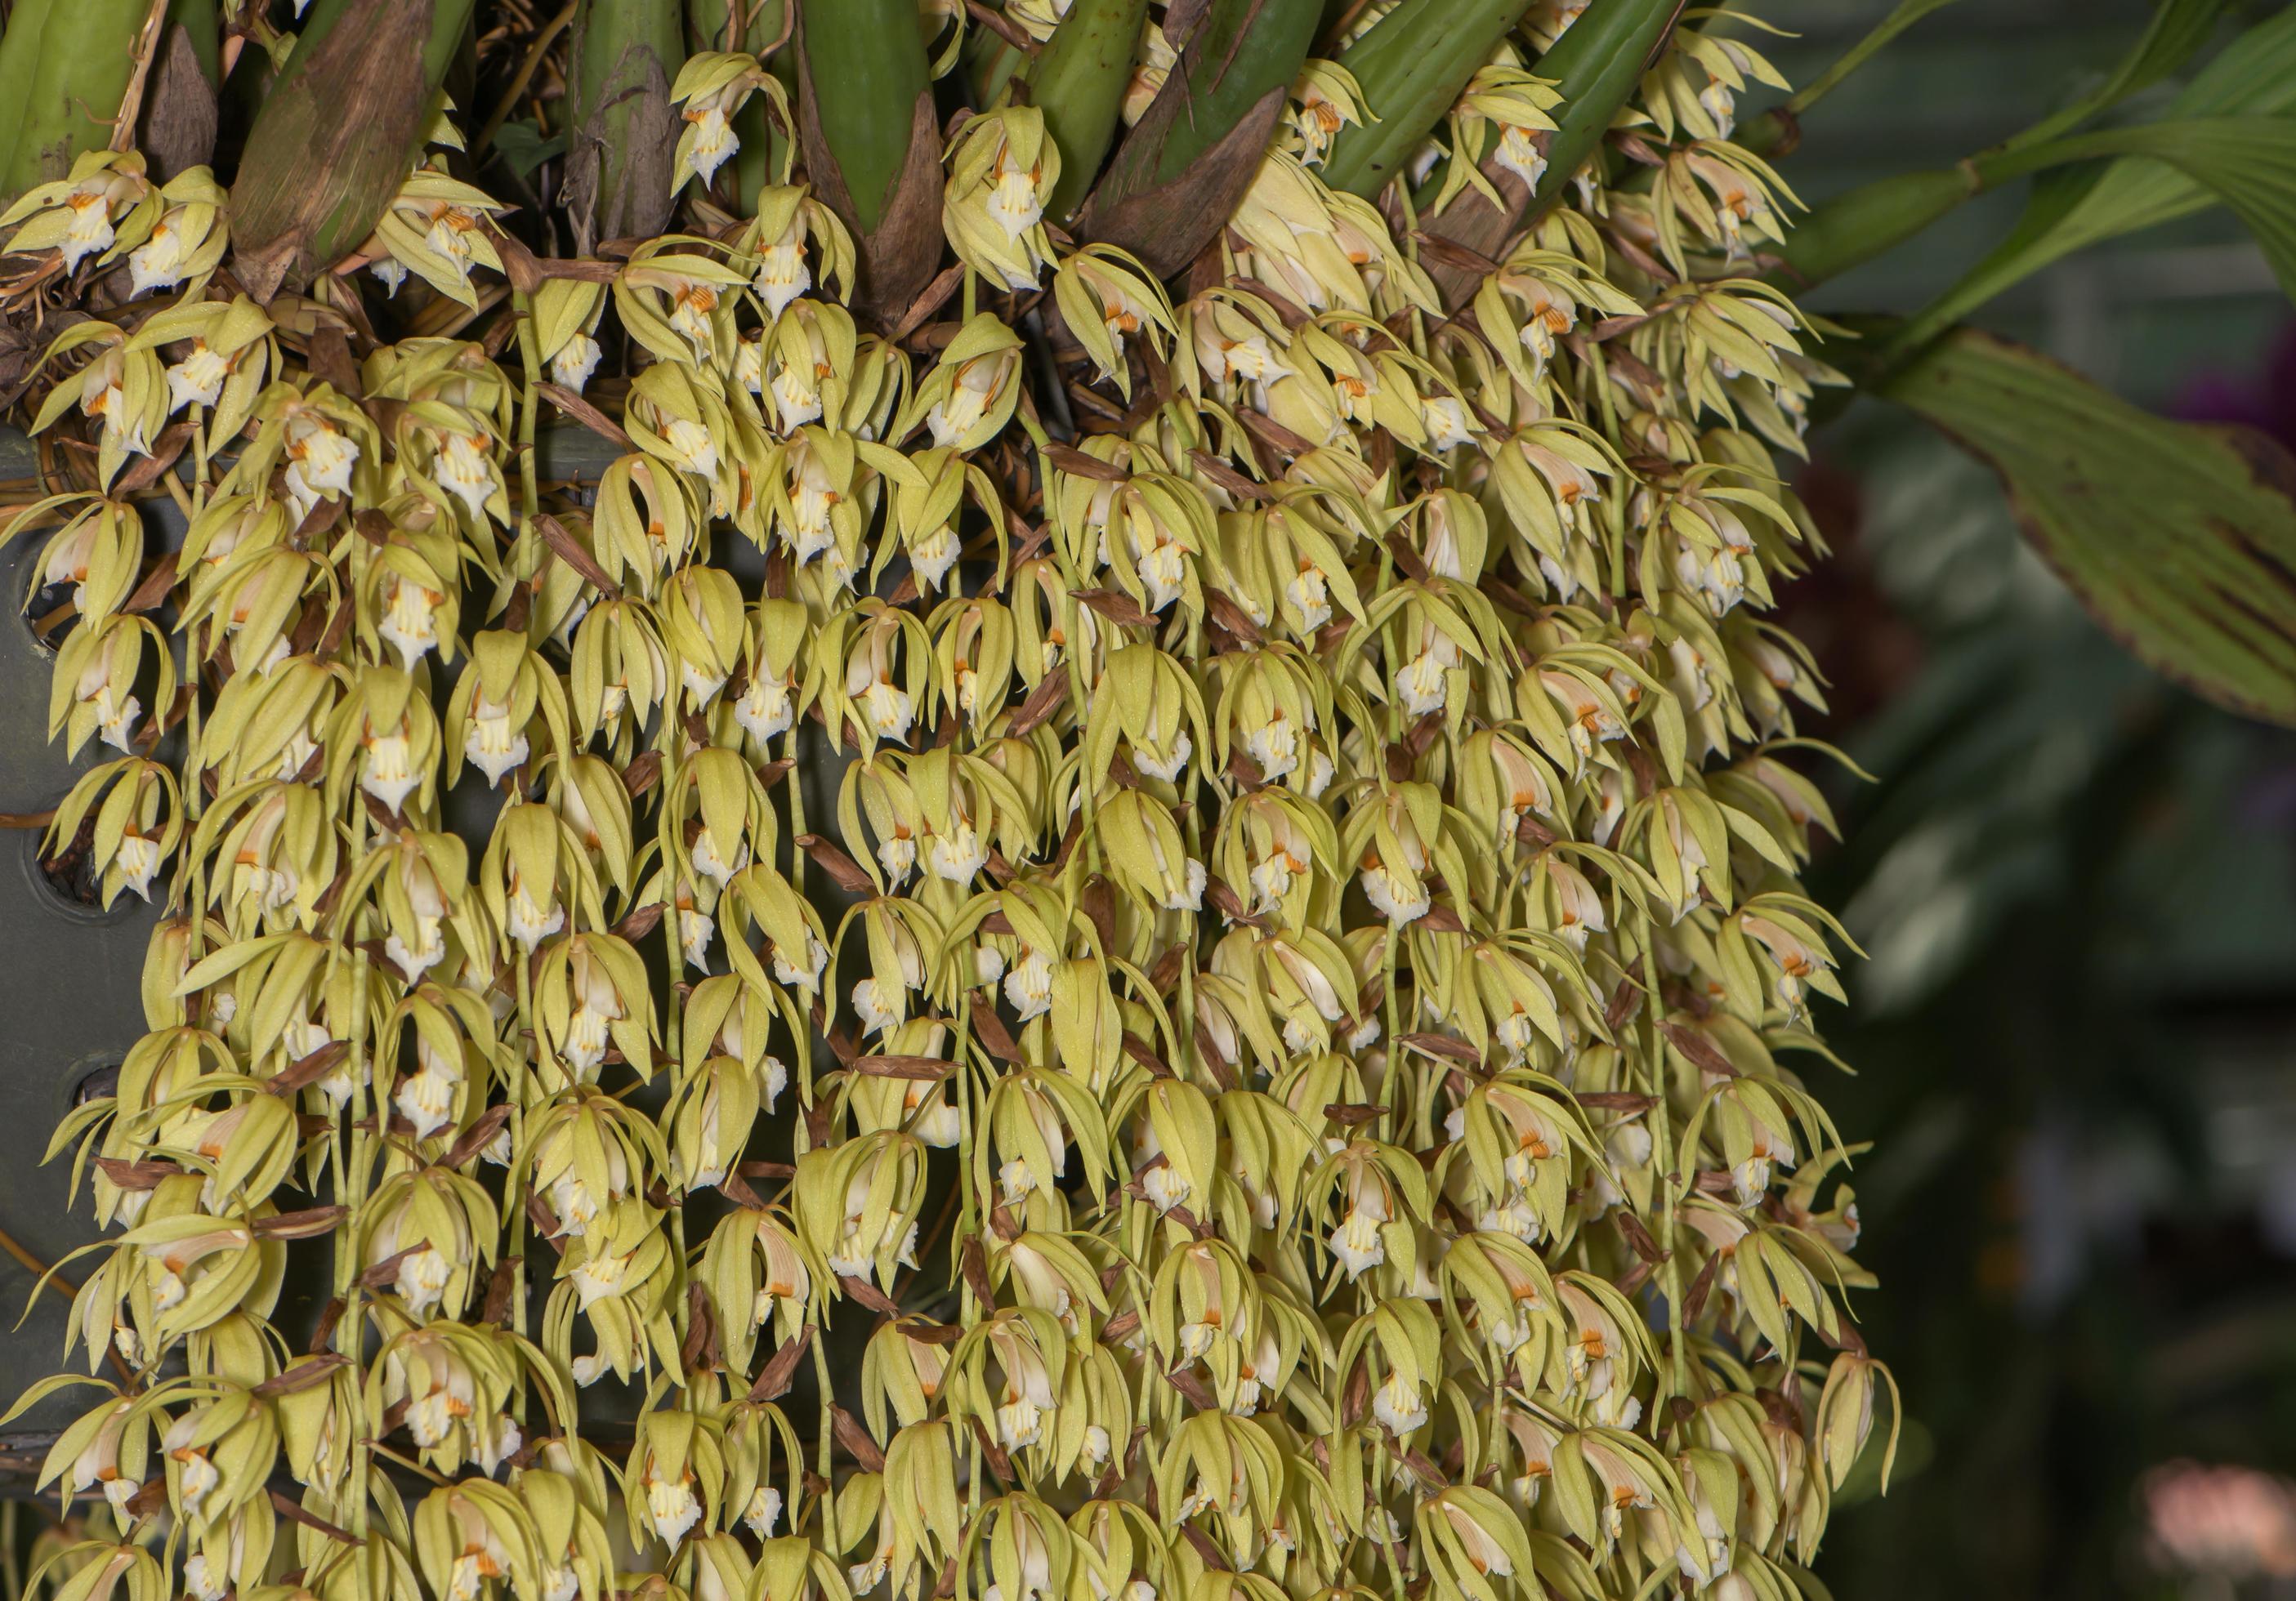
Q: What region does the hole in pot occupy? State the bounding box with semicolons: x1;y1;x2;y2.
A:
21;575;78;653
34;808;104;909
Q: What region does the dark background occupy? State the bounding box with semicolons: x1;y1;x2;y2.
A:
1759;2;2296;1594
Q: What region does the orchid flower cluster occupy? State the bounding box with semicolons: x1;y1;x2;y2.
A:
4;7;1891;1601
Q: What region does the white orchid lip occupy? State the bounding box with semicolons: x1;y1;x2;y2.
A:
551;331;602;393
167;341;230;412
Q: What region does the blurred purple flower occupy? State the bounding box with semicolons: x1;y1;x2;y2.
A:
2171;322;2296;452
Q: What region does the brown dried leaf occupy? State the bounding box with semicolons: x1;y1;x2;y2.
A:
748;1326;813;1401
1661;1020;1741;1078
534;512;623;599
1081;82;1291;278
835;1403;886;1468
797;832;877;894
1045;443;1131;483
537;381;636;449
849;1054;958;1081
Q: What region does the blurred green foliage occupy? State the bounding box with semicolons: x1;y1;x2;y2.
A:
1759;7;2296;1594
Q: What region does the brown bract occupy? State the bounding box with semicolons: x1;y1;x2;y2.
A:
229;0;442;301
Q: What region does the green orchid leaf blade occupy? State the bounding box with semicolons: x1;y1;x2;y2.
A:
2075;116;2296;305
1890;2;2296;357
1883;328;2296;727
2002;0;2227;154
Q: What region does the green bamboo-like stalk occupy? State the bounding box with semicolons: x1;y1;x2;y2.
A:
1030;0;1150;221
0;0;155;204
0;0;59;202
230;0;480;298
1319;0;1534;199
568;0;687;244
795;0;942;319
1132;0;1320;190
1526;0;1683;213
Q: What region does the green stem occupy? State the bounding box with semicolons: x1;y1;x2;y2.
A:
342;940;376;1540
511;953;538;1371
476;0;577;157
1634;912;1690;1410
782;724;813;1105
809;1328;840;1548
511;288;544;640
1740;0;1960;158
967;18;1030;111
1869;127;2151;365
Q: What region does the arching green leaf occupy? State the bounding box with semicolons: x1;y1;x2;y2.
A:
1884;328;2296;726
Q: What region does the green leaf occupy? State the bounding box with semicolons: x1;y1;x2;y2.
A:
1998;0;2227;154
1077;0;1322;276
1888;2;2296;357
2066;116;2296;303
1882;328;2296;727
1320;0;1535;200
1780;1;2229;297
492;118;569;181
1029;0;1151;221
